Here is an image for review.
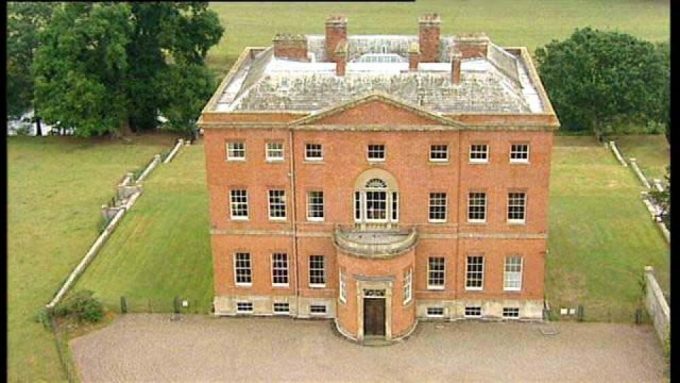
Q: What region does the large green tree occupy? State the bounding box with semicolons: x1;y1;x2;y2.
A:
535;28;670;138
32;2;223;137
33;3;131;137
7;2;55;134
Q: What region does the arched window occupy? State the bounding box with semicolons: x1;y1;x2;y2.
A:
354;175;398;225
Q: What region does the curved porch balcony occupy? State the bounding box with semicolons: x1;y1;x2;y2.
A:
333;224;418;259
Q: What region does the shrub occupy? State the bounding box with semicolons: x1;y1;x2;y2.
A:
55;290;104;323
34;307;53;329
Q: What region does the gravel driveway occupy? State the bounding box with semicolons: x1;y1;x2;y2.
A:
71;314;666;382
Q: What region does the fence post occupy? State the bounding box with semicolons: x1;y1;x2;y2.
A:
576;305;584;322
174;296;181;314
120;296;128;314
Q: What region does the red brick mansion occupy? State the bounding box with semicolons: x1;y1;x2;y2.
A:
198;14;559;343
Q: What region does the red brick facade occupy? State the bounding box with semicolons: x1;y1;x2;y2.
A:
199;16;559;343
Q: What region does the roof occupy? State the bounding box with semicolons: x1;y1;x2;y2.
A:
211;36;547;115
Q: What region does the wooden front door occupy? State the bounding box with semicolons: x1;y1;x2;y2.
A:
363;298;386;336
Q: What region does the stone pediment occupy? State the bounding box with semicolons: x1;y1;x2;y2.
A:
290;92;464;128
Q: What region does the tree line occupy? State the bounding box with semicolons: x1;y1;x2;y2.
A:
535;27;670;140
7;2;224;137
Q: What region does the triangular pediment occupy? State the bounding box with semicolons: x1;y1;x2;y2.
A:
290;92;463;127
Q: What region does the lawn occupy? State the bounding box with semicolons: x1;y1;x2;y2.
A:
8;135;175;383
206;0;670;75
546;136;669;322
71;136;669;324
74;144;214;314
613;134;670;181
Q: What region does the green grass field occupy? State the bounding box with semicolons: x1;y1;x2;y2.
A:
8;135;174;382
75;145;214;314
71;136;669;323
206;0;670;75
613;134;670;181
547;136;669;322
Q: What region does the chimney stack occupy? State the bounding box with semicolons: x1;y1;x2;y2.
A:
418;13;441;62
335;40;348;76
408;42;420;71
451;51;462;84
325;15;347;63
273;34;309;62
455;33;490;59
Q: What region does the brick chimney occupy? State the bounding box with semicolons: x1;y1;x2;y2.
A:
451;51;462;84
419;13;440;62
335;40;348;76
325;15;347;63
408;42;420;71
273;34;308;62
455;33;490;59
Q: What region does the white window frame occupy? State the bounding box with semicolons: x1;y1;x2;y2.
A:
427;257;446;290
503;256;523;291
305;143;323;161
226;141;246;161
428;192;447;223
391;192;399;222
354;192;362;222
265;142;284;162
509;143;530;164
339;271;347;304
426;307;445;317
273;302;290;315
268;189;286;221
502;307;520;319
309;255;326;288
367;144;386;162
234;252;252;287
465;255;484;291
403;268;413;305
467;192;487;223
469;144;489;164
429;144;449;162
271;253;289;287
309;303;328;315
236;301;253;313
365;190;388;223
230;189;249;221
306;191;324;222
507;192;527;224
464;306;482;318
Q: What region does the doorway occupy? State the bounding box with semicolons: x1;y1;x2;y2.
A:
363;298;386;336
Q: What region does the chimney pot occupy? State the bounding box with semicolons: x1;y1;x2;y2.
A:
451;52;462;84
325;15;348;62
273;33;308;62
419;13;441;62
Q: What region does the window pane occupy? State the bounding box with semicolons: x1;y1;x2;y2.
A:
234;253;252;284
428;257;445;287
367;144;385;160
510;144;529;162
227;141;246;159
507;192;526;222
366;191;387;220
230;189;248;218
268;190;286;219
272;253;289;285
266;142;284;160
307;191;324;219
466;256;484;289
504;256;522;290
305;144;323;160
468;192;486;221
429;192;447;221
309;255;325;285
469;144;488;161
430;145;448;161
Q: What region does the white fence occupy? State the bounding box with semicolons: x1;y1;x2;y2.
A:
644;266;670;345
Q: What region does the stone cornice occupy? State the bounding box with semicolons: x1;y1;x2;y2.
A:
210;228;548;240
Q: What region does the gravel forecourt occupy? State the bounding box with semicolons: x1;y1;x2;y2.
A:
70;314;666;382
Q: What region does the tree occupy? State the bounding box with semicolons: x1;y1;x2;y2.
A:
7;2;55;134
535;28;670;139
33;3;131;137
32;2;224;137
125;2;223;133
